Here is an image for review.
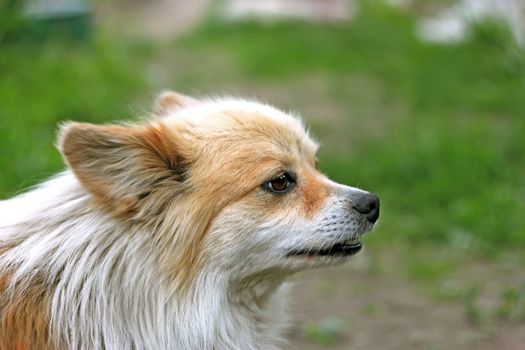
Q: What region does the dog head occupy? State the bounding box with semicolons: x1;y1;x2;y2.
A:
59;91;379;285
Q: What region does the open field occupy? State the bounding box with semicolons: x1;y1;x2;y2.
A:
1;1;524;348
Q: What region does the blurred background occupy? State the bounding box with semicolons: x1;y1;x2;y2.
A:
1;0;524;348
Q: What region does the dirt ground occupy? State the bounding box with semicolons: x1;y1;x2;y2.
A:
285;250;525;350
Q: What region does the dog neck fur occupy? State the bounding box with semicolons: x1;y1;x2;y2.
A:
0;172;291;349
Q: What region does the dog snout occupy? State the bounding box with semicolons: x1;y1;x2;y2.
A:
352;193;380;223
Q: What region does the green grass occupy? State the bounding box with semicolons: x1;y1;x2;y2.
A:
1;1;524;258
0;39;150;196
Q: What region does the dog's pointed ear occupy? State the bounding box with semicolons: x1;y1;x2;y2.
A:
58;121;185;215
154;90;200;117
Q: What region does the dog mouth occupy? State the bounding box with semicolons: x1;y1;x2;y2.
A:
286;240;362;257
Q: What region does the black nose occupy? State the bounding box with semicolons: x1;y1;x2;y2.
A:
353;193;380;223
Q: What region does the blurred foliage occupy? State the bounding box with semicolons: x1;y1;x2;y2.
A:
0;0;26;44
496;284;525;322
1;0;524;258
303;317;347;346
0;39;150;196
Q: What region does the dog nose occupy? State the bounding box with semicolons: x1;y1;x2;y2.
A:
352;193;380;223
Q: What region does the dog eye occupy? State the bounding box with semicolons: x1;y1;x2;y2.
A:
265;173;295;194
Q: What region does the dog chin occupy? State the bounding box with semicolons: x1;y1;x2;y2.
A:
283;252;357;270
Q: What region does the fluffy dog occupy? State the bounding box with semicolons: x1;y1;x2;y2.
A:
0;92;379;349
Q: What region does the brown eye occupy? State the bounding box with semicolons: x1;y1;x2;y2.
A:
265;172;296;194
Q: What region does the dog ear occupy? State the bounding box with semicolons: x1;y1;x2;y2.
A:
58;121;185;216
154;90;200;117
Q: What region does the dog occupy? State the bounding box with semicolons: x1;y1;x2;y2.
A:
0;91;379;349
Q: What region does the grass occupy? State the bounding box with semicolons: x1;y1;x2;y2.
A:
0;38;150;196
1;1;524;259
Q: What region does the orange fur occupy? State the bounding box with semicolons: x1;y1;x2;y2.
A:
158;109;324;288
60;122;182;218
299;169;329;218
0;272;53;350
154;91;199;116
